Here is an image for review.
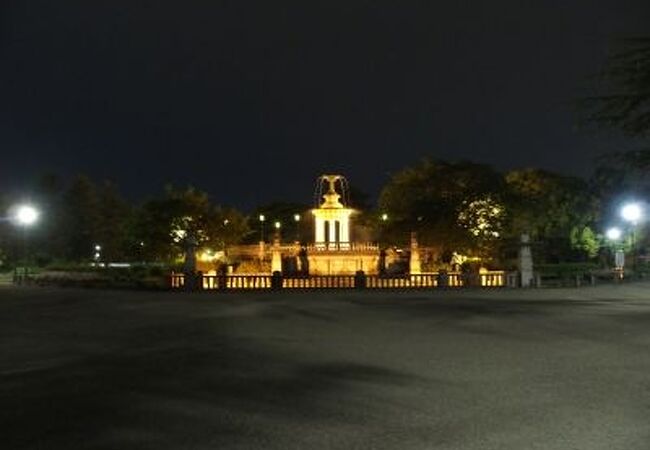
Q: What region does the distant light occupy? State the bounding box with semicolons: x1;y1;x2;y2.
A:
381;213;388;221
223;219;230;226
259;214;266;222
14;205;39;226
606;227;622;241
94;244;102;251
294;214;300;222
621;203;642;223
274;221;281;229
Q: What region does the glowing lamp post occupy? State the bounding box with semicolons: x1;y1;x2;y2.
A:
15;205;39;227
294;214;301;242
621;202;644;272
93;244;102;264
621;203;642;225
12;204;40;281
274;221;281;241
379;213;389;247
259;214;266;242
606;227;625;272
606;227;622;242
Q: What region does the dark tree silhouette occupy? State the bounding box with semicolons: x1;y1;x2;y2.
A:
582;37;650;137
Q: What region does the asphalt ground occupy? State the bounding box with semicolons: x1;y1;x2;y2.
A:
1;285;649;449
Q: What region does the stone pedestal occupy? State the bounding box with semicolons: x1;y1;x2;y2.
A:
183;236;198;291
271;238;282;274
519;233;534;287
409;232;421;275
307;250;380;275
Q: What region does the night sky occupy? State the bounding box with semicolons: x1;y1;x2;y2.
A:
1;1;648;209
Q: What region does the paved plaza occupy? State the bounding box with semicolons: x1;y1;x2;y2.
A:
1;285;649;449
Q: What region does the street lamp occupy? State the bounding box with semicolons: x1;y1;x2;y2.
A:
14;205;39;227
259;214;266;242
621;203;643;225
11;204;40;281
606;227;622;241
381;213;388;222
93;244;102;264
621;202;644;272
606;227;625;277
293;214;301;242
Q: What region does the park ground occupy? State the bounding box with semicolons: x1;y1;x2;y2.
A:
1;284;650;449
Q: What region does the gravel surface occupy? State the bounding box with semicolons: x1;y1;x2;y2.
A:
1;285;649;449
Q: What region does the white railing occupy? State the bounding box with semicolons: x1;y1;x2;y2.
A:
306;242;380;252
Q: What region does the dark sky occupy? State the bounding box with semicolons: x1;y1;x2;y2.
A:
1;1;648;209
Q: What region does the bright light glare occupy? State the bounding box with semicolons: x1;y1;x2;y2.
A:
294;214;300;222
621;203;642;223
381;213;388;221
15;205;39;226
606;227;622;241
274;221;281;229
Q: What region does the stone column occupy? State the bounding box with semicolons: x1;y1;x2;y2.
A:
328;220;337;249
315;217;325;245
519;233;534;287
271;237;282;274
409;232;421;275
183;235;198;291
340;217;350;248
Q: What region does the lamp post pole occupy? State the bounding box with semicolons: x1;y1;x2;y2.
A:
274;221;281;242
259;214;266;243
12;205;39;283
606;227;624;280
621;203;643;276
294;214;300;243
21;225;28;278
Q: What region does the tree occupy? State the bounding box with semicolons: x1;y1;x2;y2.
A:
27;174;66;265
60;175;101;261
378;159;505;254
582;37;650;137
95;182;132;262
0;193;10;269
570;226;600;260
591;149;650;201
457;195;506;257
132;186;248;263
505;169;599;262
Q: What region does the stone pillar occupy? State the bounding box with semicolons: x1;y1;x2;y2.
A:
340;218;350;249
328;220;337;249
315;218;325;246
409;232;421;275
519;233;534;287
183;235;198;291
271;237;282;274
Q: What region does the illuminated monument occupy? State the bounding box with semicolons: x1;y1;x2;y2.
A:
306;175;380;275
312;175;353;250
